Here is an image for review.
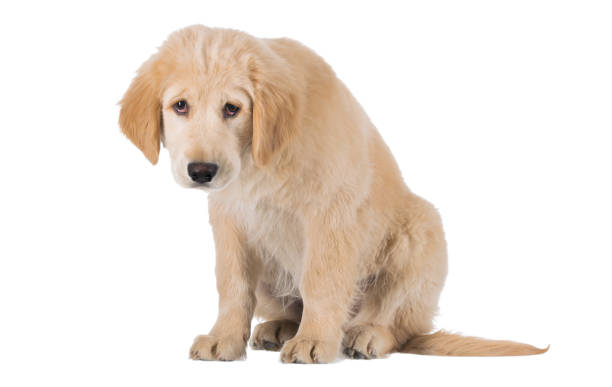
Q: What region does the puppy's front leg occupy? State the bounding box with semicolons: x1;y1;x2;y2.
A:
280;218;358;364
190;207;257;361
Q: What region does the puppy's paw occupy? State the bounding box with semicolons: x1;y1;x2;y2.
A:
251;320;299;351
342;325;396;360
189;334;246;361
280;336;339;364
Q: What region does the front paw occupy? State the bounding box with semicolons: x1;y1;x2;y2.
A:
280;336;339;364
189;334;246;361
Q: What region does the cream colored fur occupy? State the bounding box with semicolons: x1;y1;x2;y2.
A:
119;25;547;363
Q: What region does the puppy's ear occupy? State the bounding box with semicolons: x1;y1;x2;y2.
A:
119;57;163;165
249;57;303;166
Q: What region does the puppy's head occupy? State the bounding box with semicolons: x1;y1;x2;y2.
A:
119;26;302;191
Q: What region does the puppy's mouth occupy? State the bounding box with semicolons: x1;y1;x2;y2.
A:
187;176;229;192
189;181;211;189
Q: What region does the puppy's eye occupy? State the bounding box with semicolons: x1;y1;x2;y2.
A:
173;100;189;115
223;103;240;118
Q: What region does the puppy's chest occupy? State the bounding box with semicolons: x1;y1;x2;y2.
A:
239;202;305;277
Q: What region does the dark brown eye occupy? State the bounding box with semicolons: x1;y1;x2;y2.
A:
223;103;240;118
173;100;188;115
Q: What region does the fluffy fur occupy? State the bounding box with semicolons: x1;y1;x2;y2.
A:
119;25;547;363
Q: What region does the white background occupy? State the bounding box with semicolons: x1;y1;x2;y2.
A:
1;0;610;386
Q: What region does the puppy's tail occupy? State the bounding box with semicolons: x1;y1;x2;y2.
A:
401;330;549;356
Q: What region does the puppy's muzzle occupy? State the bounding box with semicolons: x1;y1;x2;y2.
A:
187;162;219;184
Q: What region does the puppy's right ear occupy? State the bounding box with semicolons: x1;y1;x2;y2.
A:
119;57;162;165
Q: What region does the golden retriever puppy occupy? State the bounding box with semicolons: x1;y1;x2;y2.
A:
119;25;547;363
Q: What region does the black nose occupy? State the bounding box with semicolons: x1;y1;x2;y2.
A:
187;162;219;184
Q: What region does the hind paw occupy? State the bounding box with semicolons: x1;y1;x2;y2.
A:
250;320;298;351
343;325;396;360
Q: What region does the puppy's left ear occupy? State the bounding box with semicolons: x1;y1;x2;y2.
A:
119;57;163;165
249;55;304;166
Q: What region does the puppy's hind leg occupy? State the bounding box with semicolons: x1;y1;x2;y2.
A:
344;269;444;359
251;320;300;352
250;282;302;351
344;205;448;359
342;270;406;359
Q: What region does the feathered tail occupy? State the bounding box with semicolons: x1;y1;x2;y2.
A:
401;330;549;356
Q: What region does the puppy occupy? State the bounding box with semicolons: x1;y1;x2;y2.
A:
119;25;547;363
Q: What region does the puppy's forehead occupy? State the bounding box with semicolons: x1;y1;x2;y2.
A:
160;56;253;101
162;72;252;106
160;27;254;81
